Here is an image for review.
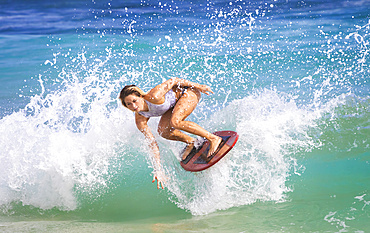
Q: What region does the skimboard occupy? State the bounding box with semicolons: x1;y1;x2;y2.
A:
180;131;238;172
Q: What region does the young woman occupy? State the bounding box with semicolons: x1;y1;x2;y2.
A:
119;77;222;189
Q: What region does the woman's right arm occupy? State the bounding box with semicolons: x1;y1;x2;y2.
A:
145;77;214;104
135;113;165;189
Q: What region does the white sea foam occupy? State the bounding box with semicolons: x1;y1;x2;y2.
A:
0;53;138;211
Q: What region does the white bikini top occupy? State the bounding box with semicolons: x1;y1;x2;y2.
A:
138;90;177;118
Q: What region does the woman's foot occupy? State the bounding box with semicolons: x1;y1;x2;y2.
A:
182;142;195;161
207;135;223;158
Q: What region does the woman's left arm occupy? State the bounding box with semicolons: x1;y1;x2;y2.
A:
145;77;213;103
135;113;166;189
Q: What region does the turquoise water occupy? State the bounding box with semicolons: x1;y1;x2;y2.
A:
0;0;369;232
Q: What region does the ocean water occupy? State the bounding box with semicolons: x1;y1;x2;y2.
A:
0;0;369;232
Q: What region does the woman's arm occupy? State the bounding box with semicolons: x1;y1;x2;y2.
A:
145;77;214;104
135;113;165;189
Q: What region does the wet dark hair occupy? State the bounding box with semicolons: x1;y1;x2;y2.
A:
119;85;146;107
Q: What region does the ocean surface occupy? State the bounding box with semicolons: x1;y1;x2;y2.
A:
0;0;369;232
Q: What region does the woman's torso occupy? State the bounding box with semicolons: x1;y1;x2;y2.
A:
138;89;177;118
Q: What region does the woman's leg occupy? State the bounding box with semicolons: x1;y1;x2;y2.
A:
158;109;196;159
158;109;194;144
170;88;222;158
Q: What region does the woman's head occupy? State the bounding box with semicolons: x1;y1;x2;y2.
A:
119;85;146;110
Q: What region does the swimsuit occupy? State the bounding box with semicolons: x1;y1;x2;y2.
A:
138;90;177;118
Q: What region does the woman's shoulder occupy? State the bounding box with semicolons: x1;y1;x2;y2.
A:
143;92;165;105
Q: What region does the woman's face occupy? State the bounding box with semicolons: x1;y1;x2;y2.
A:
124;94;145;112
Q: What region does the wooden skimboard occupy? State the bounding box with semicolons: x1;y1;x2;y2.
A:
180;131;239;172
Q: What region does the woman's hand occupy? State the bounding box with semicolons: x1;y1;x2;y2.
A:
198;84;214;95
152;172;166;189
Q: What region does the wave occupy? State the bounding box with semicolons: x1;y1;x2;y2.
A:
3;67;364;217
0;14;369;217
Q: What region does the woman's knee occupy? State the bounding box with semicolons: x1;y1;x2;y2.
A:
170;117;182;130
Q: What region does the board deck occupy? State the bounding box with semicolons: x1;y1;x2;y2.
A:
180;131;238;172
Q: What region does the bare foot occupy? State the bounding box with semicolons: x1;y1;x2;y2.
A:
182;142;195;161
207;136;222;158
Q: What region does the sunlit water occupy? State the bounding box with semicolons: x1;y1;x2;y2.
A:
0;0;369;232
